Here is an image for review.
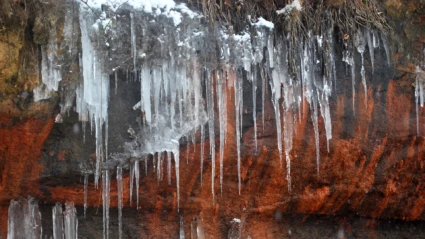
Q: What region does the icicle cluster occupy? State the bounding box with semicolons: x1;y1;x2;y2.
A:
7;198;78;239
52;202;79;239
33;27;62;102
31;1;396;238
7;197;42;239
415;66;425;136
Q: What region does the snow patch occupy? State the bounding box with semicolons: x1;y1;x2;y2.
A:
252;17;274;29
81;0;197;26
276;0;302;15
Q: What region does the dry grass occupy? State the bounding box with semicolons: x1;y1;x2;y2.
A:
189;0;391;37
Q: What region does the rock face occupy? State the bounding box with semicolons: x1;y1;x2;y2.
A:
1;0;425;238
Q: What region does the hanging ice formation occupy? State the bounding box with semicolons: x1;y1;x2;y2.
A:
7;197;42;239
53;203;64;239
33;25;62;102
64;202;79;239
415;66;425;136
7;197;78;239
30;0;393;237
355;30;367;106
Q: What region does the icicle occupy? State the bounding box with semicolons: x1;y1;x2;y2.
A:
153;69;162;123
79;8;109;189
153;153;156;173
318;82;332;153
283;93;294;191
129;162;134;206
240;81;244;136
193;59;201;125
270;69;283;167
366;30;374;73
285;140;292;192
192;132;197;153
145;155;148;176
312;97;320;173
196;214;205;239
326;27;337;91
206;69;216;201
179;216;185;239
161;154;164;183
381;33;391;65
170;65;177;130
420;76;424;107
157;152;162;182
415;67;425;136
351;59;356;114
178;70;184;129
84;174;88;218
252;66;258;152
355;30;367;107
115;71;118;95
135;159;140;209
302;39;321;173
8;196;42;239
102;170;110;239
95;118;103;189
235;70;243;195
361;52;367;106
343;50;356;114
141;67;152;124
105;118;109;168
130;13;137;69
373;30;380;48
186;136;190;165
261;67;266;132
117;166;123;239
82;122;86;143
217;70;226;194
167;151;172;185
35;30;62;102
174;150;180;211
190;218;197;239
267;36;274;69
64;202;78;239
52;203;64;239
200;124;205;185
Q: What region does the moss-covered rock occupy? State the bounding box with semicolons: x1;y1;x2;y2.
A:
33;16;49;45
0;30;24;95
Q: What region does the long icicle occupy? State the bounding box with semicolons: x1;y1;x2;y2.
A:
235;70;242;195
200;124;205;185
174;150;180;211
117;166;123;239
217;70;226;194
83;174;88;218
206;69;216;202
252;66;258;153
135;159;140;209
167;151;172;185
